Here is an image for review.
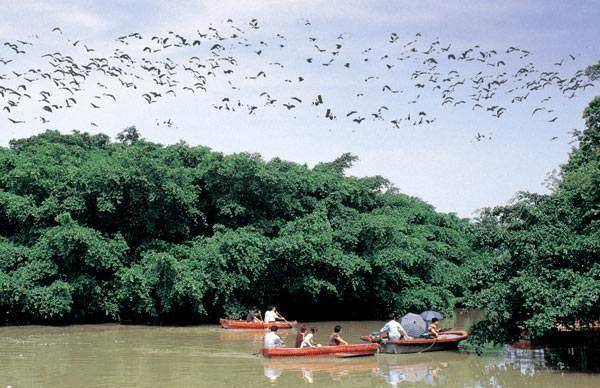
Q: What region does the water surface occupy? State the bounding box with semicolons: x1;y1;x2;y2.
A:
1;310;598;387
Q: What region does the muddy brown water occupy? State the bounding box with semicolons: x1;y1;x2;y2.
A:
1;310;598;387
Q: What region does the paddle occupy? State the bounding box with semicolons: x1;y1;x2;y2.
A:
265;308;297;337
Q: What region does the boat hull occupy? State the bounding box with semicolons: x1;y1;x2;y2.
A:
261;344;379;358
361;330;468;354
219;318;297;329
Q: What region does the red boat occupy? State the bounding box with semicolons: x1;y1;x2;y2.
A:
261;344;379;358
219;318;297;329
360;330;468;354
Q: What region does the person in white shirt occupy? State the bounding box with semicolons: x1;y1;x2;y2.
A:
301;327;319;348
264;306;285;323
380;314;411;340
263;326;284;348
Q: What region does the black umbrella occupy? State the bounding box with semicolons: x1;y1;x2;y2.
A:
420;311;444;322
401;313;427;338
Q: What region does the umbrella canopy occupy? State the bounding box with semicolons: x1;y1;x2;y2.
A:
401;313;427;338
420;311;444;322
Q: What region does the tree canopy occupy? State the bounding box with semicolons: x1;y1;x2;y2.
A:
0;129;476;323
466;97;600;346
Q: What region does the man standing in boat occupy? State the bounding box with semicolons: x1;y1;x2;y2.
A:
380;313;411;340
264;326;285;349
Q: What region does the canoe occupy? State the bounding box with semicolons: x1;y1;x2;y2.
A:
219;318;297;329
261;344;379;358
360;330;468;354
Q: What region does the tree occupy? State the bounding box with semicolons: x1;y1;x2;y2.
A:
116;126;141;144
584;61;600;81
0;129;478;324
466;97;600;347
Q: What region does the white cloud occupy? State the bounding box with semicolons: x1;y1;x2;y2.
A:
0;0;113;40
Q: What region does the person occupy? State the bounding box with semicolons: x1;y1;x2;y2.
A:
246;306;262;322
329;325;349;346
295;325;308;348
264;306;286;323
381;314;411;340
428;317;440;338
301;327;318;348
264;326;284;349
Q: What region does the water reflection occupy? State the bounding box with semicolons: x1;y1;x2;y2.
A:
263;357;378;383
264;365;283;382
500;346;549;376
260;346;600;386
500;345;600;374
374;361;448;386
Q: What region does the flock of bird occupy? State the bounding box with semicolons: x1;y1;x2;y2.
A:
0;18;596;138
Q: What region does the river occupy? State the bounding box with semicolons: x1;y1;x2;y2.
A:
1;310;598;387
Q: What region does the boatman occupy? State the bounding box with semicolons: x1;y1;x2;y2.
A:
246;306;262;322
380;314;411;340
264;326;285;349
264;306;286;323
428;317;441;338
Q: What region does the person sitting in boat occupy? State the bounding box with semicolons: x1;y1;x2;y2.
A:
264;306;286;323
329;325;349;346
427;318;441;338
295;325;308;348
301;327;319;348
246;306;262;322
264;326;285;349
380;314;411;340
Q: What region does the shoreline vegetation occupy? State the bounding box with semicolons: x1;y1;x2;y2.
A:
1;97;598;350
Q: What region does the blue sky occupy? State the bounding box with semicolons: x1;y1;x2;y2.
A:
0;1;598;217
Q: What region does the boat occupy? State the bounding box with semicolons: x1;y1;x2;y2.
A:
261;344;379;358
219;318;297;329
360;330;468;354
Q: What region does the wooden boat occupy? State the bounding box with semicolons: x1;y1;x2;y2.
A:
219;318;297;329
261;344;379;358
360;330;468;354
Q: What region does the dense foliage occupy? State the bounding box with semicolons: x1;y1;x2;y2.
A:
0;128;476;324
3;99;596;335
466;97;600;345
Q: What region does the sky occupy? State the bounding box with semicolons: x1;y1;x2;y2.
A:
0;0;598;217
